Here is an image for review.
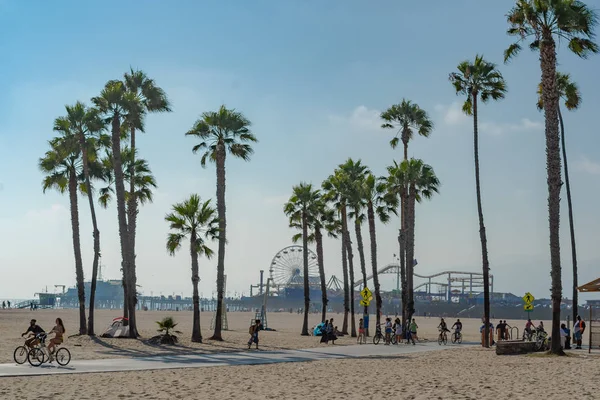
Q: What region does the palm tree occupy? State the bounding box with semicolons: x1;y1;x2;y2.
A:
322;170;351;334
185;105;257;341
537;72;582;323
123;69;171;300
39;135;87;334
98;148;157;210
290;197;336;323
362;173;397;328
449;55;507;347
53;102;105;336
92;80;141;337
380;99;434;160
165;195;219;343
380;100;434;323
383;161;410;326
342;159;370;332
403;159;440;324
505;0;598;354
284;183;320;335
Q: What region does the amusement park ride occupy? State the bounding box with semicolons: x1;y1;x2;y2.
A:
251;245;494;303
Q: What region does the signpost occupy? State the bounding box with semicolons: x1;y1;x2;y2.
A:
360;287;373;329
523;292;535;314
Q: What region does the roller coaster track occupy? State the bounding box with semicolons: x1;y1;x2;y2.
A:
353;263;491;289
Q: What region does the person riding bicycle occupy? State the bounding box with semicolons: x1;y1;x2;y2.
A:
21;319;45;349
536;321;545;333
47;318;66;357
451;319;462;338
438;318;450;335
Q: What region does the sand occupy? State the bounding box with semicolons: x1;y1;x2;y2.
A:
0;309;595;399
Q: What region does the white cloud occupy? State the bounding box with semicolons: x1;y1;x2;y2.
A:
575;156;600;175
328;105;382;131
435;102;469;126
435;102;543;136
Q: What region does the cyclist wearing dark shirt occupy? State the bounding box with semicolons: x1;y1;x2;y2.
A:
21;319;45;348
452;319;463;333
438;318;450;333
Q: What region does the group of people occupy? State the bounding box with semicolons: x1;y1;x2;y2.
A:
2;300;11;309
378;317;420;345
21;318;66;361
319;318;341;344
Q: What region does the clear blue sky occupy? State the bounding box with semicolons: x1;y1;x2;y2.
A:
1;0;599;301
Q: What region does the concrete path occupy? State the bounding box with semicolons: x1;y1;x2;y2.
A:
0;341;473;377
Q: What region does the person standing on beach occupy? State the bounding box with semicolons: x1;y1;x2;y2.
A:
248;319;262;349
408;318;418;345
573;315;586;349
2;301;5;309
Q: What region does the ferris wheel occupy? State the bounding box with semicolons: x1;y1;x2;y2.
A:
270;245;320;287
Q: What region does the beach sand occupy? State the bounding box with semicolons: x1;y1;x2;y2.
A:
0;309;594;399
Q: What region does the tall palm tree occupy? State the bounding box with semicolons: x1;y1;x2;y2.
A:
342;159;370;331
403;159;440;324
92;80;142;337
322;170;351;334
165;195;218;343
39;136;87;334
185;105;257;341
53;102;105;336
505;0;597;354
290;197;337;323
380;100;434;324
284;183;320;335
383;161;410;326
537;72;582;323
362;173;397;328
449;54;507;347
123;69;171;298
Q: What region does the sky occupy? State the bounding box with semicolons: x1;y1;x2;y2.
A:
1;0;599;303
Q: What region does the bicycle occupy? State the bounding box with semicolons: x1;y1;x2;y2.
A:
27;333;71;367
13;344;31;364
451;330;462;344
438;329;448;345
373;324;398;345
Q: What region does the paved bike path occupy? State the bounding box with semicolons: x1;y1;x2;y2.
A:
0;341;474;377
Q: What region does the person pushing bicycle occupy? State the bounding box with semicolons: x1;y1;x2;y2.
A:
21;319;45;349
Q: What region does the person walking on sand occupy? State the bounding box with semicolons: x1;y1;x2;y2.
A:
408;318;418;345
248;319;262;349
357;318;366;344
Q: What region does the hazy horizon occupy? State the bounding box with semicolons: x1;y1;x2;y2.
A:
1;0;599;303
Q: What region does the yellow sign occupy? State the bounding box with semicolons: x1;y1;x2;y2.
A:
523;292;535;304
524;304;534;311
361;287;373;300
359;299;370;307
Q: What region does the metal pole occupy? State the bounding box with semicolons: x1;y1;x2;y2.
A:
259;270;264;295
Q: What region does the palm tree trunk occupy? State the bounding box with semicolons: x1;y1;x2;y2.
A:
210;144;227;341
341;223;349;335
406;188;416;323
398;188;408;327
559;107;578;322
315;226;328;323
301;209;310;336
190;230;202;342
127;127;139;327
110;115;136;337
78;132;100;336
342;207;356;337
68;171;87;335
354;218;369;333
540;37;563;355
367;201;382;329
472;95;491;348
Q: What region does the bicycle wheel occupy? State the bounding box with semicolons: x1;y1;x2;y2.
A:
391;335;398;345
55;348;71;366
13;346;28;364
442;334;448;345
373;334;381;345
451;334;457;344
27;348;45;367
438;335;443;345
457;333;462;344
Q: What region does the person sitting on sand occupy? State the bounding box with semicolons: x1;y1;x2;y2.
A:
248;319;262;349
21;319;45;349
47;318;65;357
